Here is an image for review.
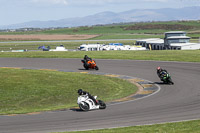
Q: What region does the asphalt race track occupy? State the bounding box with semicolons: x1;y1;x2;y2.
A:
0;58;200;133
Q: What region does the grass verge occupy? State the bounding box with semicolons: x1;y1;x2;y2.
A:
0;50;199;62
0;68;137;115
57;119;200;133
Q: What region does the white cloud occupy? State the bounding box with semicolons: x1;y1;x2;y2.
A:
31;0;68;5
143;0;167;2
66;0;128;6
29;0;200;7
68;0;168;6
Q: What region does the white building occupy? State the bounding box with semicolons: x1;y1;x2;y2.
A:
79;43;146;51
136;31;200;50
136;38;164;50
170;43;200;50
79;44;102;51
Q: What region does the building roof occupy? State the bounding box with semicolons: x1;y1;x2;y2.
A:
136;38;164;44
136;38;161;42
167;36;190;39
146;39;164;44
165;31;186;34
170;43;200;47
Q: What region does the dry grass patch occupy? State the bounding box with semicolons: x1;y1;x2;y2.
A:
0;34;99;41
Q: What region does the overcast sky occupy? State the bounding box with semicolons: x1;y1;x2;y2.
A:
0;0;200;26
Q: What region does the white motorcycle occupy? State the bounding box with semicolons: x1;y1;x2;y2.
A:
77;95;106;111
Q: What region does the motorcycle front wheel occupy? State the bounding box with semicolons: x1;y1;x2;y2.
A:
98;100;106;109
79;102;89;111
168;78;174;85
95;66;99;70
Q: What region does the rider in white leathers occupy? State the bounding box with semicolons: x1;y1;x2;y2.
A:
77;89;99;105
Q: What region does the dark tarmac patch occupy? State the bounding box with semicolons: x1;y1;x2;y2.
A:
86;71;160;105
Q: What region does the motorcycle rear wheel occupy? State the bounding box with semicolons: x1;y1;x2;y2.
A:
83;64;89;70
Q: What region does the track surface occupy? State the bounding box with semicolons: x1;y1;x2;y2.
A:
0;58;200;133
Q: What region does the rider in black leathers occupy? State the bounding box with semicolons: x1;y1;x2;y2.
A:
77;89;99;105
83;55;92;68
157;67;168;81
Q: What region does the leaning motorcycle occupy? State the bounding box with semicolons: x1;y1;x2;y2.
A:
160;73;174;85
81;59;99;70
77;95;106;111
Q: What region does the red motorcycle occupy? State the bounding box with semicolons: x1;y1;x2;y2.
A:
81;59;99;70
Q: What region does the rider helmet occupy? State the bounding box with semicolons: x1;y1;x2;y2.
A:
157;67;161;71
84;55;88;59
78;89;83;95
157;67;162;73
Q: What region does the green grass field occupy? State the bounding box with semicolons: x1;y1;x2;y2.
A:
0;68;137;115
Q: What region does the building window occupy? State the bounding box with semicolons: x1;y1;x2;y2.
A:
179;39;189;43
166;33;186;38
168;39;189;44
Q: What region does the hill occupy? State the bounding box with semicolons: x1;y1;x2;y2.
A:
1;6;200;29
